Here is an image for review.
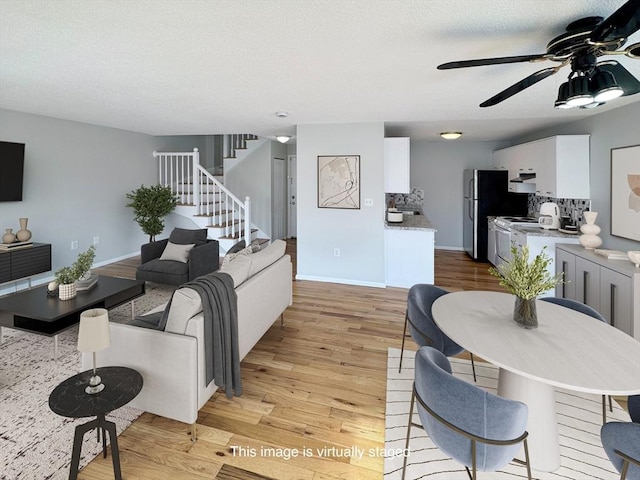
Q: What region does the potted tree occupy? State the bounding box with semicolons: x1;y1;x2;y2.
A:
126;184;178;242
54;245;96;300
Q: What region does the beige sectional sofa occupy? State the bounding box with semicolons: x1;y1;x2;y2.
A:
82;239;292;438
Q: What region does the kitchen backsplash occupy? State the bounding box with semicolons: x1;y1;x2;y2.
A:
528;195;591;224
386;188;424;208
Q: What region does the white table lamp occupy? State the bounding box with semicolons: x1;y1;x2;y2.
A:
77;308;111;394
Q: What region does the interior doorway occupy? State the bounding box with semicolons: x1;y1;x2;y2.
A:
288;155;297;238
272;157;286;240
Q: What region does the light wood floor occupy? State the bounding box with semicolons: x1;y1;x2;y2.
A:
81;243;622;479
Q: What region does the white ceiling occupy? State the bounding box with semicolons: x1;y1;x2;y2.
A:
1;0;639;142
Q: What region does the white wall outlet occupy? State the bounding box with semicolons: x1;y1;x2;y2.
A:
364;198;374;207
71;240;78;250
93;236;100;245
334;248;340;257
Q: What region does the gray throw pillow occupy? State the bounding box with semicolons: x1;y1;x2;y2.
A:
160;242;195;263
226;240;246;255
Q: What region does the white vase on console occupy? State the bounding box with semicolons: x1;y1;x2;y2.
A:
579;211;602;249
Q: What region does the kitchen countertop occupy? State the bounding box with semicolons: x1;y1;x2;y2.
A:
512;225;580;238
385;208;436;231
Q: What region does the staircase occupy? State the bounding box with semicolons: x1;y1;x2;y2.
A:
154;135;268;253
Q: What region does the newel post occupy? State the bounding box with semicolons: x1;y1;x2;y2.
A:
244;196;251;243
192;148;200;213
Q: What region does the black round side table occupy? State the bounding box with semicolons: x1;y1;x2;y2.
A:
49;366;143;480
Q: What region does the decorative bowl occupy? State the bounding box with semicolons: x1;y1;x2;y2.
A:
628;251;640;268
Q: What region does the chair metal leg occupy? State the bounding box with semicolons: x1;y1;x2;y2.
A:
469;353;477;382
602;395;607;424
471;439;477;480
523;438;532;480
609;395;613;412
399;311;409;373
401;390;415;480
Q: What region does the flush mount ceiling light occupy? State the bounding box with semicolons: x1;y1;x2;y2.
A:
440;132;462;140
275;135;291;143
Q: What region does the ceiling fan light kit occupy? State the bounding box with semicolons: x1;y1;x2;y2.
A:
437;0;640;110
275;135;291;143
440;132;462;140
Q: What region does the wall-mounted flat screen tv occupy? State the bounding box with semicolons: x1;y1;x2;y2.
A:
0;141;26;202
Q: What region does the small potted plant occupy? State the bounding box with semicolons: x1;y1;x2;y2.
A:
54;245;96;300
489;245;563;328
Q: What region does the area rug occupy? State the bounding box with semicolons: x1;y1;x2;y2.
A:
384;348;630;480
0;282;174;480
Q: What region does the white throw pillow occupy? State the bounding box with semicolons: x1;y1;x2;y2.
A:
159;242;195;263
165;287;202;334
221;245;252;267
219;254;252;287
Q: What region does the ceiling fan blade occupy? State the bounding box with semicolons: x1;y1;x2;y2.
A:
598;60;640;96
590;0;640;43
437;54;548;70
479;67;560;107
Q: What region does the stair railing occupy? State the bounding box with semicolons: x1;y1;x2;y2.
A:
153;147;251;243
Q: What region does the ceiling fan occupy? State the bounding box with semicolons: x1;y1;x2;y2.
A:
437;0;640;109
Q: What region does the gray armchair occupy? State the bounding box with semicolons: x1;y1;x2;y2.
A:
601;422;640;480
136;228;219;285
402;346;531;480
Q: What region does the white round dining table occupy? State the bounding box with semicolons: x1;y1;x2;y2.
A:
432;290;640;473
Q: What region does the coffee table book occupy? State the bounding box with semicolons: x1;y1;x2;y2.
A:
0;241;33;250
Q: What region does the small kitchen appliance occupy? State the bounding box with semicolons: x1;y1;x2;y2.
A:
538;202;561;230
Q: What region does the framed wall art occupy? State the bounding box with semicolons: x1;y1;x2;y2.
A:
317;155;360;209
610;144;640;241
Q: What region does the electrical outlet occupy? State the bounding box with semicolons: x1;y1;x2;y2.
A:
93;236;100;245
334;248;340;257
71;240;78;250
364;198;374;207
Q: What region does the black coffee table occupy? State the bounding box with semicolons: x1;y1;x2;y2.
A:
0;276;145;358
49;366;143;480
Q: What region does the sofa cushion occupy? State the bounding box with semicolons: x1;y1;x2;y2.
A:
219;254;252;287
159;242;195;263
248;239;286;277
137;258;188;276
127;311;165;330
169;228;208;246
165;287;203;334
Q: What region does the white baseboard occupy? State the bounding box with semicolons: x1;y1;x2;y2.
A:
295;274;386;289
435;246;465;252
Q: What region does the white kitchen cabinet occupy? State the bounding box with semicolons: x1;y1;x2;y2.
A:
384;137;410;193
533;135;590;198
493;135;590;198
384;228;434;287
511;228;579;297
555;244;640;340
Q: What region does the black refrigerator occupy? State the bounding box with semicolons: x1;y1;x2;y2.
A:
463;169;528;261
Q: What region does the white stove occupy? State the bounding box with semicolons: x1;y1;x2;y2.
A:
494;216;538;229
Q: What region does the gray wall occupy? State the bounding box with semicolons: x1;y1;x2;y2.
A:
0;108;203;293
296;122;385;286
409;140;509;249
512;102;640;252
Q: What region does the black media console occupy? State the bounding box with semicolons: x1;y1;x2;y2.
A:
0;243;52;284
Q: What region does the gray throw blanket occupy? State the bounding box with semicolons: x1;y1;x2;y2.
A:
156;272;242;398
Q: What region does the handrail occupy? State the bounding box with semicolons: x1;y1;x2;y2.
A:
153;146;251;243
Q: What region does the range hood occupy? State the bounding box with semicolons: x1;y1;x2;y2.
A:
510;173;536;183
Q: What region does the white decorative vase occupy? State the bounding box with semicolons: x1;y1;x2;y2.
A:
579;211;602;250
58;283;77;301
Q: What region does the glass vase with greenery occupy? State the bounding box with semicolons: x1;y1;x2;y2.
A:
126;184;178;242
489;245;563;328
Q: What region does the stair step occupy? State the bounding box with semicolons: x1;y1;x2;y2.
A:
208;219;245;229
193;209;233;218
219;229;258;240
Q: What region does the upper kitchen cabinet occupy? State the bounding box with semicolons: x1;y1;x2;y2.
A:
493;143;536;193
384;137;410;193
533;135;590;198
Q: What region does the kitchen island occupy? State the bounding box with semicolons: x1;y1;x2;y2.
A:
384;209;436;288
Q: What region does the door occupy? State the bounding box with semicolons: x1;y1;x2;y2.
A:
272;158;286;240
575;257;601;311
487;221;497;266
600;267;632;336
288;155;297;238
463;170;476;258
555;247;576;300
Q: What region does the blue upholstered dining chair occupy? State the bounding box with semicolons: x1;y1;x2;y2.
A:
399;284;477;382
601;422;640;480
540;296;613;423
402;346;532;480
629;395;640;423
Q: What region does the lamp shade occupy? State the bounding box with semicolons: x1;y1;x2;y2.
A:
77;308;110;353
591;70;623;103
567;76;594;107
554;82;572;109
